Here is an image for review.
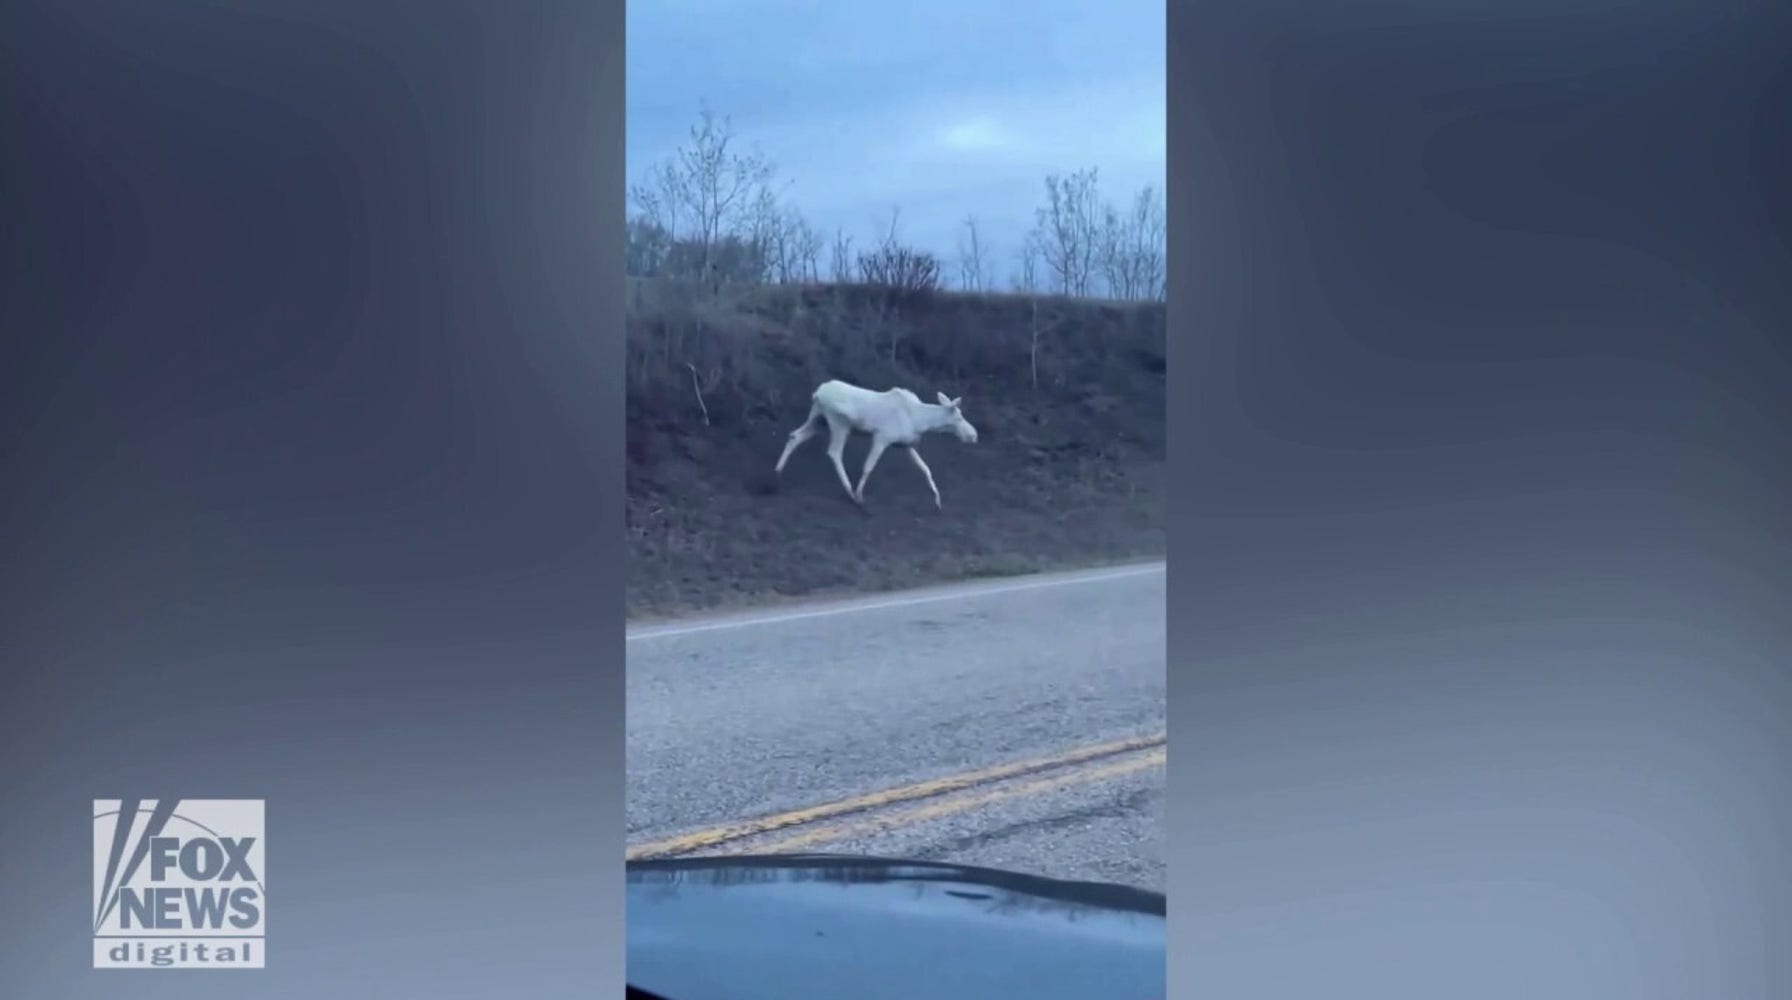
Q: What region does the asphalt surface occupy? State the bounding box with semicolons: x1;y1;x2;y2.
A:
626;562;1167;892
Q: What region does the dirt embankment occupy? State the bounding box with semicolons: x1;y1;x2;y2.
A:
626;278;1166;618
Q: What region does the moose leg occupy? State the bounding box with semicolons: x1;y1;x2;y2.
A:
775;407;819;473
854;437;891;502
824;420;860;506
907;447;942;509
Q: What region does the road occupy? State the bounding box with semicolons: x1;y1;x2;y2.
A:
626;561;1167;892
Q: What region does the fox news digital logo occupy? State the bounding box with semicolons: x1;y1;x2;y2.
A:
92;799;265;969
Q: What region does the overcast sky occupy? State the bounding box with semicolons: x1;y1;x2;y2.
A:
627;0;1165;281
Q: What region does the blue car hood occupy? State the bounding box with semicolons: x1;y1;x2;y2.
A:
626;854;1164;1000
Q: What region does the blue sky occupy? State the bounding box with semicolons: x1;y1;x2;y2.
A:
627;0;1165;280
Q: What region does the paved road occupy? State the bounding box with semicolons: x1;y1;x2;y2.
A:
626;562;1167;891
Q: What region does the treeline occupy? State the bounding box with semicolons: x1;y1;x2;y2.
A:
626;107;1165;301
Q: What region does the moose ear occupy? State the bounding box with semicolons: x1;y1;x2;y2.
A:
949;396;963;408
936;392;953;406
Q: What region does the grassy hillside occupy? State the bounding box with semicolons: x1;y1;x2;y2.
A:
625;278;1166;618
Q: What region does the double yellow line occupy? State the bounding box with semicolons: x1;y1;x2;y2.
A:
626;732;1167;861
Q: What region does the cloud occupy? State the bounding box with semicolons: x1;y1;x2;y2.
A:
627;0;1165;268
937;118;1014;154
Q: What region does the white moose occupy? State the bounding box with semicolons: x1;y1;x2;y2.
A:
774;379;979;509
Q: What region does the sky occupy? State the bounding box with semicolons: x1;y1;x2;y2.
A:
626;0;1165;282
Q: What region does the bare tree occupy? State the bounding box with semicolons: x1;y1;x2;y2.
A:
747;183;815;284
743;184;782;283
1011;233;1041;292
788;214;822;283
955;215;989;292
874;206;902;254
1132;183;1167;301
857;207;939;292
1032;167;1102;296
630;105;1161;301
1097;202;1124;298
625;216;672;277
1097;184;1166;300
830;228;855;283
629;161;684;249
637;105;777;282
741;180;831;285
858;244;940;292
661;232;765;286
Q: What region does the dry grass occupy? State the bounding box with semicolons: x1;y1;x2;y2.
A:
626;280;1165;618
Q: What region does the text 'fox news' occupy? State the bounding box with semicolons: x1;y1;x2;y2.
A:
93;798;265;969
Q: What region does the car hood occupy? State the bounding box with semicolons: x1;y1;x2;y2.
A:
626;854;1165;1000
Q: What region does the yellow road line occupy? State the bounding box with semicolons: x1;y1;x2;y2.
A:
626;732;1166;861
739;746;1166;855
